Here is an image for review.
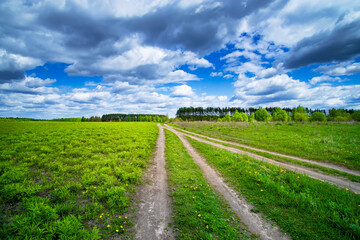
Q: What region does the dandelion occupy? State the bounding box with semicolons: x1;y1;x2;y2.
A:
261;189;263;192
107;225;110;228
198;214;201;217
116;229;119;232
355;192;358;195
120;226;123;229
100;215;102;218
346;188;349;191
193;196;195;199
125;216;127;219
206;225;209;229
119;216;122;218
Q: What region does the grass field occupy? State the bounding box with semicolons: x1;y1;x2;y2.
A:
164;130;251;239
188;137;360;240
0;122;158;239
172;122;360;170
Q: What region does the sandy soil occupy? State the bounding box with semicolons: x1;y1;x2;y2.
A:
166;125;360;193
165;126;290;240
133;124;174;240
169;125;360;177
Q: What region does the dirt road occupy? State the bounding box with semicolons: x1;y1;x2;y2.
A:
134;124;174;240
165;125;360;193
164;126;290;240
168;125;360;177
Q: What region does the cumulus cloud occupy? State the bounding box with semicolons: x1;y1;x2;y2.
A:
171;84;195;97
315;61;360;76
232;73;360;109
0;76;58;95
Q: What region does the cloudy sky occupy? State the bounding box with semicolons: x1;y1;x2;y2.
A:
1;0;359;118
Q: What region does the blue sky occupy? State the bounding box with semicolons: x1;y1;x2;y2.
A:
0;0;359;118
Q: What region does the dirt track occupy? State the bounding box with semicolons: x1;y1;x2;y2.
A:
165;125;360;193
164;126;290;240
134;124;174;239
168;125;360;177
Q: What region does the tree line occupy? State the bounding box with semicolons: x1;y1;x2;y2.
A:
88;113;169;122
175;106;360;122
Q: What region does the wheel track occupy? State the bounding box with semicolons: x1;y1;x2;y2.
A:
134;124;174;240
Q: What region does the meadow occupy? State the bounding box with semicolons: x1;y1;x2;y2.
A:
188;137;360;240
0;122;158;239
172;121;360;170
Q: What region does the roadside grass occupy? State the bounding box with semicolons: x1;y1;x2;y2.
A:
164;129;252;240
170;128;360;183
171;122;360;170
188;137;360;240
0;122;158;239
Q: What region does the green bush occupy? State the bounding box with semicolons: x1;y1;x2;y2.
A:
292;106;309;122
254;108;271;121
272;107;289;121
310;112;326;122
352;111;360;121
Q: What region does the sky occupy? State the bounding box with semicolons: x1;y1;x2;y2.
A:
0;0;360;119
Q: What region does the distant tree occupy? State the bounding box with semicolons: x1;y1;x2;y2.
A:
223;113;232;122
231;110;243;121
292;106;309;122
272;108;288;121
352;110;360;121
329;108;351;121
310;112;326;121
249;113;255;121
240;112;248;122
255;108;271;121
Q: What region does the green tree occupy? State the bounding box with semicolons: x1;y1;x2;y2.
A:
249;113;255;121
223;113;232;122
240;112;248;122
254;108;271;121
292;106;309;121
272;108;288;121
310;112;326;121
352;110;360;121
231;110;243;121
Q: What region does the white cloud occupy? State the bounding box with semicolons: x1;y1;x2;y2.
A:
315;61;360;76
210;72;223;77
171;84;195;97
309;76;342;85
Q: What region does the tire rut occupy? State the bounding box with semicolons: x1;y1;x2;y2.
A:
169;125;360;177
165;126;291;240
134;124;174;240
166;125;360;193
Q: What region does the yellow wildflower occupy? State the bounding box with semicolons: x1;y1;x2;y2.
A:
120;226;123;229
107;225;110;228
355;192;358;195
261;189;263;192
198;214;201;217
346;188;349;191
119;216;122;218
206;225;209;229
116;229;119;232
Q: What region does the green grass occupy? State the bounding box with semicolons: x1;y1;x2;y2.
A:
0;122;158;239
171;121;360;170
171;128;360;183
164;129;251;239
188;137;360;240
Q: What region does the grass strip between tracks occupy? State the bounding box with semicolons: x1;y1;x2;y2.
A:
164;129;251;239
188;136;360;240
